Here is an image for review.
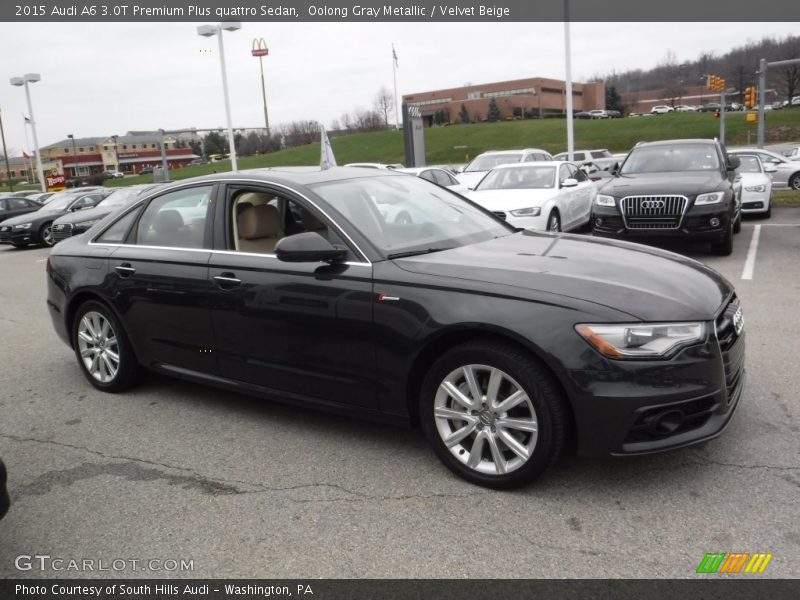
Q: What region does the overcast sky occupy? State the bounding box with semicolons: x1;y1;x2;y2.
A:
0;22;797;154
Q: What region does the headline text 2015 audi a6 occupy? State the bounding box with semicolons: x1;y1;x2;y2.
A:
46;168;745;488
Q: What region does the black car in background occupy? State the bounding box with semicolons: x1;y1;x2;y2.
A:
0;189;110;247
0;195;43;222
0;458;9;520
51;184;163;244
47;169;745;488
592;139;742;255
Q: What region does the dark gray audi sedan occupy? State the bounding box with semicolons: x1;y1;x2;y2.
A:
46;168;745;488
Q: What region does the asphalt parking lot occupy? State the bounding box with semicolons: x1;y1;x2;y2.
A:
0;208;798;579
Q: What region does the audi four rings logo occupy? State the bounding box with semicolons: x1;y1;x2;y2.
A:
641;200;666;209
733;307;744;335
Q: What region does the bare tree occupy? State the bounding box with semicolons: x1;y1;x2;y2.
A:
374;86;395;128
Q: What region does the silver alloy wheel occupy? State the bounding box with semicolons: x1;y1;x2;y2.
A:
791;174;800;191
42;225;54;246
434;364;539;476
77;311;120;383
548;213;561;232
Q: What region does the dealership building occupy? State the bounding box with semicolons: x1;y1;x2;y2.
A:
402;77;606;124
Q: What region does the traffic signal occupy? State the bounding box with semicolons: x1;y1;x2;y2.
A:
713;110;721;119
707;75;726;93
744;86;757;109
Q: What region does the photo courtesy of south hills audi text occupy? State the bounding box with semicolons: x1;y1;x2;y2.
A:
13;584;315;597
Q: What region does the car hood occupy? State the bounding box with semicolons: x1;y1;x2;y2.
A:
1;209;63;226
392;231;732;321
599;171;725;197
467;189;557;210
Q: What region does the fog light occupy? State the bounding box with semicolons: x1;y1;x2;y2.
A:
709;217;720;227
595;217;603;227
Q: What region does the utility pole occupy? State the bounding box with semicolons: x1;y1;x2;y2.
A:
756;56;800;148
0;107;13;191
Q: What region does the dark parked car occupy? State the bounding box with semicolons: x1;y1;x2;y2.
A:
0;195;43;222
592;139;742;255
0;189;110;247
0;458;9;520
47;168;745;488
51;184;162;244
697;103;722;112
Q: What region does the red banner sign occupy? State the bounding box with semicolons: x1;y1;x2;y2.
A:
46;174;67;191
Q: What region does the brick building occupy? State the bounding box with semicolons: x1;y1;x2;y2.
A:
403;77;606;125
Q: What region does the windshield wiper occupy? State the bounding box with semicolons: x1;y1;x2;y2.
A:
387;247;453;259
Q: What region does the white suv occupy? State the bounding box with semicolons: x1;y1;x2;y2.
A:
651;105;675;114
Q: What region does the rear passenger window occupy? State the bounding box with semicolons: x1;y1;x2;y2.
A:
97;208;140;244
135;186;213;249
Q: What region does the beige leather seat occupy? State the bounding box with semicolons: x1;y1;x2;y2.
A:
237;204;282;253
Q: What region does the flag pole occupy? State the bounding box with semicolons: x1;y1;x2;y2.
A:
392;43;400;130
0;107;14;191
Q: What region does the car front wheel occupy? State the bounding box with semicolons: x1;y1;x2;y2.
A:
72;301;142;392
420;341;567;488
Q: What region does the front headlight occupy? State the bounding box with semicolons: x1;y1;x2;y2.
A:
76;219;100;228
509;206;541;217
744;185;766;193
575;322;706;359
695;191;725;205
596;194;616;206
13;223;32;230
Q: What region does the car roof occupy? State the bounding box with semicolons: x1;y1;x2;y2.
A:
635;139;718;148
490;161;560;170
478;149;549;156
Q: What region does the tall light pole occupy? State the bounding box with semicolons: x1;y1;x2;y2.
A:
563;0;574;161
67;133;78;180
0;107;13;192
251;38;270;137
10;73;45;192
198;22;241;171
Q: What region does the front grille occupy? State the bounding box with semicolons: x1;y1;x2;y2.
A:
0;227;11;242
621;195;688;230
491;211;507;221
51;223;74;243
716;297;745;403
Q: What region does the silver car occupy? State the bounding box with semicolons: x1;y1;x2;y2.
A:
729;148;800;190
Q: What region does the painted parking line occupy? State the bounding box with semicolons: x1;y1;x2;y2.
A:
741;224;761;281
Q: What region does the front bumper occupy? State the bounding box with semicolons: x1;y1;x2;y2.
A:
740;190;771;214
561;299;745;457
0;226;35;245
592;202;731;242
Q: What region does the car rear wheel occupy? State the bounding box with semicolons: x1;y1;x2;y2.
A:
39;222;54;247
419;341;567;488
789;174;800;191
547;210;561;232
72;301;142;392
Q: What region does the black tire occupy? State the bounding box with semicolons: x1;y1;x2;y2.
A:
764;205;771;219
546;210;561;232
39;222;54;247
71;300;143;392
710;216;734;256
419;341;567;489
789;173;800;191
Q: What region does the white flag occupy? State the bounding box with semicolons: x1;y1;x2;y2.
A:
319;125;337;170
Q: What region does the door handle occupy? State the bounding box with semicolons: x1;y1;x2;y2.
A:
213;273;242;289
114;263;136;278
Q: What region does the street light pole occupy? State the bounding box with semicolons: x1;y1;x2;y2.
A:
10;73;45;192
0;107;13;192
251;38;270;137
198;22;241;172
67;133;78;180
563;0;574;161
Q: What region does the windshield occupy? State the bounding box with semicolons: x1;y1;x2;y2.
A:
475;166;556;191
311;175;512;257
102;188;143;208
41;193;81;211
621;144;720;174
735;156;762;173
464;153;523;172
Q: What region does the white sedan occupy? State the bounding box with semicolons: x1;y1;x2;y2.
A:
466;162;596;232
735;154;776;218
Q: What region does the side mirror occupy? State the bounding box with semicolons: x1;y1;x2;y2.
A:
611;162;620;175
764;163;778;173
561;178;578;188
275;232;347;263
727;156;741;171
